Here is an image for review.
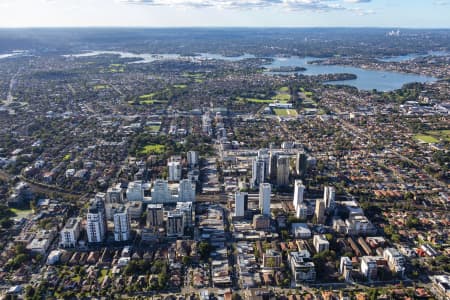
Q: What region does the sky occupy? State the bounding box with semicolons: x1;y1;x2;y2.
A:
0;0;449;28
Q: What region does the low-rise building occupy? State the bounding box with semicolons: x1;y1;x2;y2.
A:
313;234;330;253
289;250;316;284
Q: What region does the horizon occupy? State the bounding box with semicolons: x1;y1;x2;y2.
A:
0;0;449;28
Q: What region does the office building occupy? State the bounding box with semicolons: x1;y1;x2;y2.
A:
276;155;290;186
60;217;81;248
234;191;248;217
259;183;271;216
113;205;131;242
86;199;107;243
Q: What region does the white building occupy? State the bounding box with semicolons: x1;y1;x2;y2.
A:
383;248;405;277
289;250;316;284
293;180;305;208
168;161;181;182
106;184;123;204
345;214;376;235
178;179;196;202
291;223;311;239
259;183;271;216
234;191;248;217
167;211;184;237
187;151;199;167
323;186;336;209
151;179;172;203
340;257;353;282
313;234;330;253
113;205;131;242
360;256;382;281
87;199;107;243
296;203;308;220
60;217;81;248
126;181;144;202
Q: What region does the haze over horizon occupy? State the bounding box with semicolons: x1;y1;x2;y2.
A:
0;0;449;28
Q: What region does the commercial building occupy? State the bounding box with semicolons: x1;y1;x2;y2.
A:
296;151;308;178
60;217;81;248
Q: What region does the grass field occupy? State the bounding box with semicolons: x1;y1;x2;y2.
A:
94;85;108;91
271;93;291;102
139;93;156;100
10;208;33;218
146;125;161;132
414;130;450;143
278;86;289;93
274;109;298;117
173;84;187;89
237;97;274;103
139;144;165;155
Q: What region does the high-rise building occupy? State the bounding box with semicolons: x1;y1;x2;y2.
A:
168;161;181;182
234;191;248;217
106;184;123;204
323;186;336;209
126;181;144;202
296;151;308;178
60;217;81;248
276;156;290;186
296;203;308;220
146;204;164;228
113;205;131;242
269;151;278;180
86;199;107;243
314;199;326;224
258;149;270;179
176;202;193;227
166;211;184;237
187;151;199;168
313;234;330;253
151;179;171;203
259;183;271;216
178;179;196;202
251;157;265;188
293;180;305;209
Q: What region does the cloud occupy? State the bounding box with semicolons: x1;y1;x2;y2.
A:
117;0;372;12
